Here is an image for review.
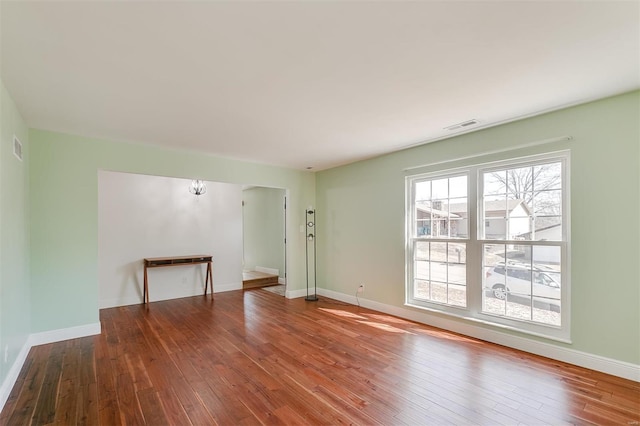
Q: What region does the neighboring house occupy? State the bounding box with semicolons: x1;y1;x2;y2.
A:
517;223;563;265
416;202;462;237
416;199;532;239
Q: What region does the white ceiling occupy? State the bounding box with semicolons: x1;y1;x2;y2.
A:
1;1;638;171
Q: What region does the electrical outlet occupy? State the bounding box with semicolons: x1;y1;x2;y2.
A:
357;284;364;293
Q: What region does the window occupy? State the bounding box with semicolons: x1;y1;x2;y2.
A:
406;152;569;340
409;174;468;308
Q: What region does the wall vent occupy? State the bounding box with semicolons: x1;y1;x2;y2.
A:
444;119;479;131
13;135;23;161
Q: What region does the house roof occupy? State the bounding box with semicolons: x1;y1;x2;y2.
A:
417;199;531;218
416;205;461;218
448;199;530;215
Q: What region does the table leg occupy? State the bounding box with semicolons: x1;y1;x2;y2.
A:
209;262;213;295
205;261;212;296
144;266;148;304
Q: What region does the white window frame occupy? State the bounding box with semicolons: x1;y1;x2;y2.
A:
406;151;571;342
407;168;470;310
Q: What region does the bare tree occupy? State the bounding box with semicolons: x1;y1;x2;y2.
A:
487;163;561;215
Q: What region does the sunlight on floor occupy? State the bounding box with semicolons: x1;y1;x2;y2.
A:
319;308;415;334
318;308;367;319
356;321;415;334
363;313;413;324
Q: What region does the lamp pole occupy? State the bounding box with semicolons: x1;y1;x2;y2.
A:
305;208;318;301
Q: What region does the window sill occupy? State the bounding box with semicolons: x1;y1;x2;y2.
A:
404;302;572;344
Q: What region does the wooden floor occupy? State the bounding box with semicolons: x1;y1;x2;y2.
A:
2;290;639;425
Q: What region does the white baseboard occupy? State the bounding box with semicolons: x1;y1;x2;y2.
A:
100;282;243;308
214;281;243;293
278;277;286;285
255;266;279;276
317;288;640;382
29;322;102;347
0;322;102;412
286;287;309;299
0;339;31;411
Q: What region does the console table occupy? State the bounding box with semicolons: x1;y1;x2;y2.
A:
143;255;213;304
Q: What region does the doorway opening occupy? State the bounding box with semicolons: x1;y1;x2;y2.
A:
241;186;287;296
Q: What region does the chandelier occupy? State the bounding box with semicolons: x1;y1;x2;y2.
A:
189;179;207;196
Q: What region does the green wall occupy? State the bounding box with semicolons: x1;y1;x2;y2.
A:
316;91;640;364
0;82;31;386
242;187;286;278
29;130;315;333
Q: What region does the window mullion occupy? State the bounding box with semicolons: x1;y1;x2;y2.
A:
467;166;481;314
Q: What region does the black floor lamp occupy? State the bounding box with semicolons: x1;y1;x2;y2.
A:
305;207;318;301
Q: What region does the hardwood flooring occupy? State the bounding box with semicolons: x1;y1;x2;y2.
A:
1;289;639;425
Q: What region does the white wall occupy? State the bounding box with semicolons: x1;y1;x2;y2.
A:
98;171;243;308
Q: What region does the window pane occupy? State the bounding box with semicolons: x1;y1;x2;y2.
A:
450;175;467;198
415;180;431;202
509;217;530;239
416;219;431;237
414;280;430;301
485;218;506;240
447;243;466;307
506;294;532;321
531;246;561;326
431;200;449;237
430;282;448;304
484;195;507;217
413;175;468;240
430;242;446;262
448;197;468;238
533;216;562;241
431;260;447;283
415;260;429;280
432;178;449;199
483;244;507;316
506;195;532;240
510;198;531;218
533;190;561;216
415;241;429;260
506;166;533;197
448;285;466;307
533;162;562;191
412;241;466;308
531;189;562;241
484;195;507;240
484;171;506;196
447;243;466;283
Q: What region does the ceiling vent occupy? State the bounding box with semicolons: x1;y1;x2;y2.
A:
13;135;23;161
444;119;479;131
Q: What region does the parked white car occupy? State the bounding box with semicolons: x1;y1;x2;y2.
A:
484;262;561;311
